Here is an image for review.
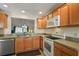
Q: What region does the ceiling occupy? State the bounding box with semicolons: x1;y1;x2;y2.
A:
0;3;62;19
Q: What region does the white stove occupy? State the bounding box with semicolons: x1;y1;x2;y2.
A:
43;35;64;56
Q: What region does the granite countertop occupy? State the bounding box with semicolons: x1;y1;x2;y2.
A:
54;39;79;51
0;35;17;39
0;33;47;39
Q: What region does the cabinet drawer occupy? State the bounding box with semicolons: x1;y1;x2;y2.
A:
54;42;78;56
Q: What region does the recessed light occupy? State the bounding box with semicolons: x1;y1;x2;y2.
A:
39;11;42;14
3;4;8;8
21;10;25;13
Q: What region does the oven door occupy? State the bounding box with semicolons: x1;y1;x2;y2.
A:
43;38;53;56
44;41;51;53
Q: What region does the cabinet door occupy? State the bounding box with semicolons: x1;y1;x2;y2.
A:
42;16;47;28
0;12;3;23
15;37;24;53
53;9;60;17
37;18;43;28
48;13;53;20
60;4;69;26
54;47;62;56
0;12;7;28
68;3;79;25
37;16;47;29
53;10;58;17
32;36;40;49
24;37;33;51
3;14;8;28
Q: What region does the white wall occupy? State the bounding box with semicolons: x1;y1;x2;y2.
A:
34;19;45;33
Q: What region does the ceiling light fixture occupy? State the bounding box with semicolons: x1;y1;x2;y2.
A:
21;10;25;13
3;4;8;8
39;11;42;14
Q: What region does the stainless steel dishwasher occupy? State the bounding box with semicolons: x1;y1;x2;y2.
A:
0;39;15;56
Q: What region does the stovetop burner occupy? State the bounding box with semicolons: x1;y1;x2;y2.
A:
46;36;61;40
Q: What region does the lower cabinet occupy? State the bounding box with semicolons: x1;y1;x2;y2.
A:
15;36;43;54
54;42;78;56
24;37;33;51
54;47;62;56
32;36;40;49
15;37;25;53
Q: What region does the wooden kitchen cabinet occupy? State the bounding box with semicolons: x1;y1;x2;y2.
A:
24;37;33;51
54;42;78;56
54;46;62;56
0;12;8;28
53;10;58;17
15;37;24;53
53;9;60;17
42;16;47;28
47;8;60;20
32;36;40;49
48;13;53;20
37;18;43;28
68;3;79;25
60;4;69;26
15;36;43;53
37;16;47;29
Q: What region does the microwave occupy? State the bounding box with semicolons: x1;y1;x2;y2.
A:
47;15;60;27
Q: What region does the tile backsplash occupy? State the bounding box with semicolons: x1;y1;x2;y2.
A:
61;27;79;38
44;27;79;38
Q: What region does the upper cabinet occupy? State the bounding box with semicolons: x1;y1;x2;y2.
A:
0;12;8;28
68;3;79;25
37;16;47;29
37;18;42;28
48;13;53;20
42;16;47;28
37;3;79;28
47;8;61;28
53;9;60;17
60;4;69;26
60;3;79;26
